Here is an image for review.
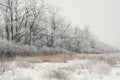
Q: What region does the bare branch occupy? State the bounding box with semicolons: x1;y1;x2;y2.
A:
0;2;9;8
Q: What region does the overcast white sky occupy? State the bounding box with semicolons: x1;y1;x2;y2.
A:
46;0;120;49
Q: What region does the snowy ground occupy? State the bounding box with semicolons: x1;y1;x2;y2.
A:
0;54;120;80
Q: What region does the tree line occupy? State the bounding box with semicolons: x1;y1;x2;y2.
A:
0;0;119;55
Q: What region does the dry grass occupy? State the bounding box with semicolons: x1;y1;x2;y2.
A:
40;54;76;63
16;53;98;63
43;69;71;80
15;54;76;63
14;53;120;64
0;62;14;74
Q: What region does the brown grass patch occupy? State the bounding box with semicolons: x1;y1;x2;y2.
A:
40;54;76;62
14;53;119;63
15;54;76;63
15;54;100;63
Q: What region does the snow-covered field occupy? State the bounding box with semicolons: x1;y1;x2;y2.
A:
0;54;120;80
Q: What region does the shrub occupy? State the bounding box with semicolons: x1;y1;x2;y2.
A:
38;46;69;55
91;61;111;75
0;39;37;58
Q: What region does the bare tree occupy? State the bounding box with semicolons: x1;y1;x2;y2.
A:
0;0;46;44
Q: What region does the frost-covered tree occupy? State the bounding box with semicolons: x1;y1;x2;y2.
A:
0;0;118;55
0;0;46;44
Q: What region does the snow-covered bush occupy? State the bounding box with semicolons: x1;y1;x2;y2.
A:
0;39;37;58
16;62;33;69
92;61;111;75
0;39;71;57
43;69;70;80
38;46;69;55
101;54;120;66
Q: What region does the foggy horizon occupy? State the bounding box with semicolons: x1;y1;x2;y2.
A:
47;0;120;49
